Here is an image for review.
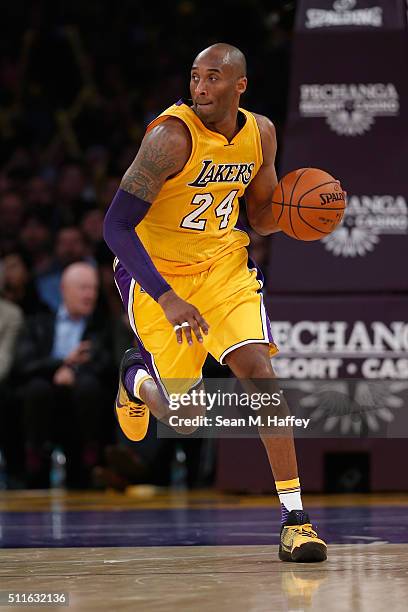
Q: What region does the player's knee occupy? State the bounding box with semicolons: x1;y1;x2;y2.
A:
225;344;275;379
233;354;273;379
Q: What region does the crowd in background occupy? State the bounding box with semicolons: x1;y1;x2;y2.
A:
0;0;294;489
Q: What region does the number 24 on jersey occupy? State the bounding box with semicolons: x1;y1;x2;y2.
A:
180;189;239;231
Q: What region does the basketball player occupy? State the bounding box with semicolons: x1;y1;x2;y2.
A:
104;43;327;562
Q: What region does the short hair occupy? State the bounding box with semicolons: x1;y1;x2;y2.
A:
195;43;247;78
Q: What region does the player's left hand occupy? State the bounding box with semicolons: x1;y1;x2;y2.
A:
158;289;209;345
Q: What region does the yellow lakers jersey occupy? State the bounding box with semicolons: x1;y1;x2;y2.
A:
136;100;263;275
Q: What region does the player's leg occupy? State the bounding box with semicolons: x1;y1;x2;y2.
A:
115;336;207;440
225;344;326;561
113;258;207;439
114;346;154;441
224;343;298;482
199;249;327;562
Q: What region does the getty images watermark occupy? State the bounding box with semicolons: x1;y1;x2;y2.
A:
166;388;310;431
156;378;408;439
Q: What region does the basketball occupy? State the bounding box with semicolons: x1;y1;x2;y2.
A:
272;168;346;241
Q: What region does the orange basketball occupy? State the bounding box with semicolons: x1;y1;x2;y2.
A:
271;168;346;241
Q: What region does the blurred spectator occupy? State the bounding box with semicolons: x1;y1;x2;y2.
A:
55;226;90;265
0;262;24;488
14;262;113;488
79;206;124;317
0;174;12;193
19;214;54;274
0;191;25;254
0;191;24;230
25;176;53;210
1;251;49;316
57;163;87;205
80;208;104;250
0;261;23;382
85;146;109;184
98;176;121;210
55;162;94;226
36;226;92;311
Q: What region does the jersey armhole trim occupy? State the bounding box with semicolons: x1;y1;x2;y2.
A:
251;112;265;168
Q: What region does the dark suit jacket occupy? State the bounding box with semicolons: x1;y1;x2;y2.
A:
13;309;114;382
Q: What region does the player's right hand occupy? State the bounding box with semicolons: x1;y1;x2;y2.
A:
158;289;209;345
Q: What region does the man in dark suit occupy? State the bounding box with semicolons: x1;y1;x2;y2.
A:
14;262;114;488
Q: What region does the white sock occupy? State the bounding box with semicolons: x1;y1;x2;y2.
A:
278;490;303;512
132;368;152;401
276;478;303;522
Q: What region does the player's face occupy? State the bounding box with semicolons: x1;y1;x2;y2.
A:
190;58;246;124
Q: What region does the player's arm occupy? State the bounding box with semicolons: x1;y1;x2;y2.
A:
121;118;189;202
104;118;188;301
103;118;209;344
244;114;281;236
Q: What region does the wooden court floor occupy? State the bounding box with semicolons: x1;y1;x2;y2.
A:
0;490;407;611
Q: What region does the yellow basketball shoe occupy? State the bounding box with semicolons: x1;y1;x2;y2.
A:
115;348;151;442
279;510;327;563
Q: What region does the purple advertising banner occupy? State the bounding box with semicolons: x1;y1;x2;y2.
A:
266;294;408;380
216;294;408;493
269;0;408;292
296;0;406;32
266;295;408;439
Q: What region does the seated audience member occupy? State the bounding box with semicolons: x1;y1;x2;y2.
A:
0;261;23;381
25;176;53;212
80;208;104;251
14;262;113;488
55;163;91;226
98;176;121;210
36;226;92;312
19;214;54;275
0;191;25;254
2;251;49;316
0;262;24;487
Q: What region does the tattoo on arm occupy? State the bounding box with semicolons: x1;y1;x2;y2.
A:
121;168;157;201
120;123;188;201
139;143;176;176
